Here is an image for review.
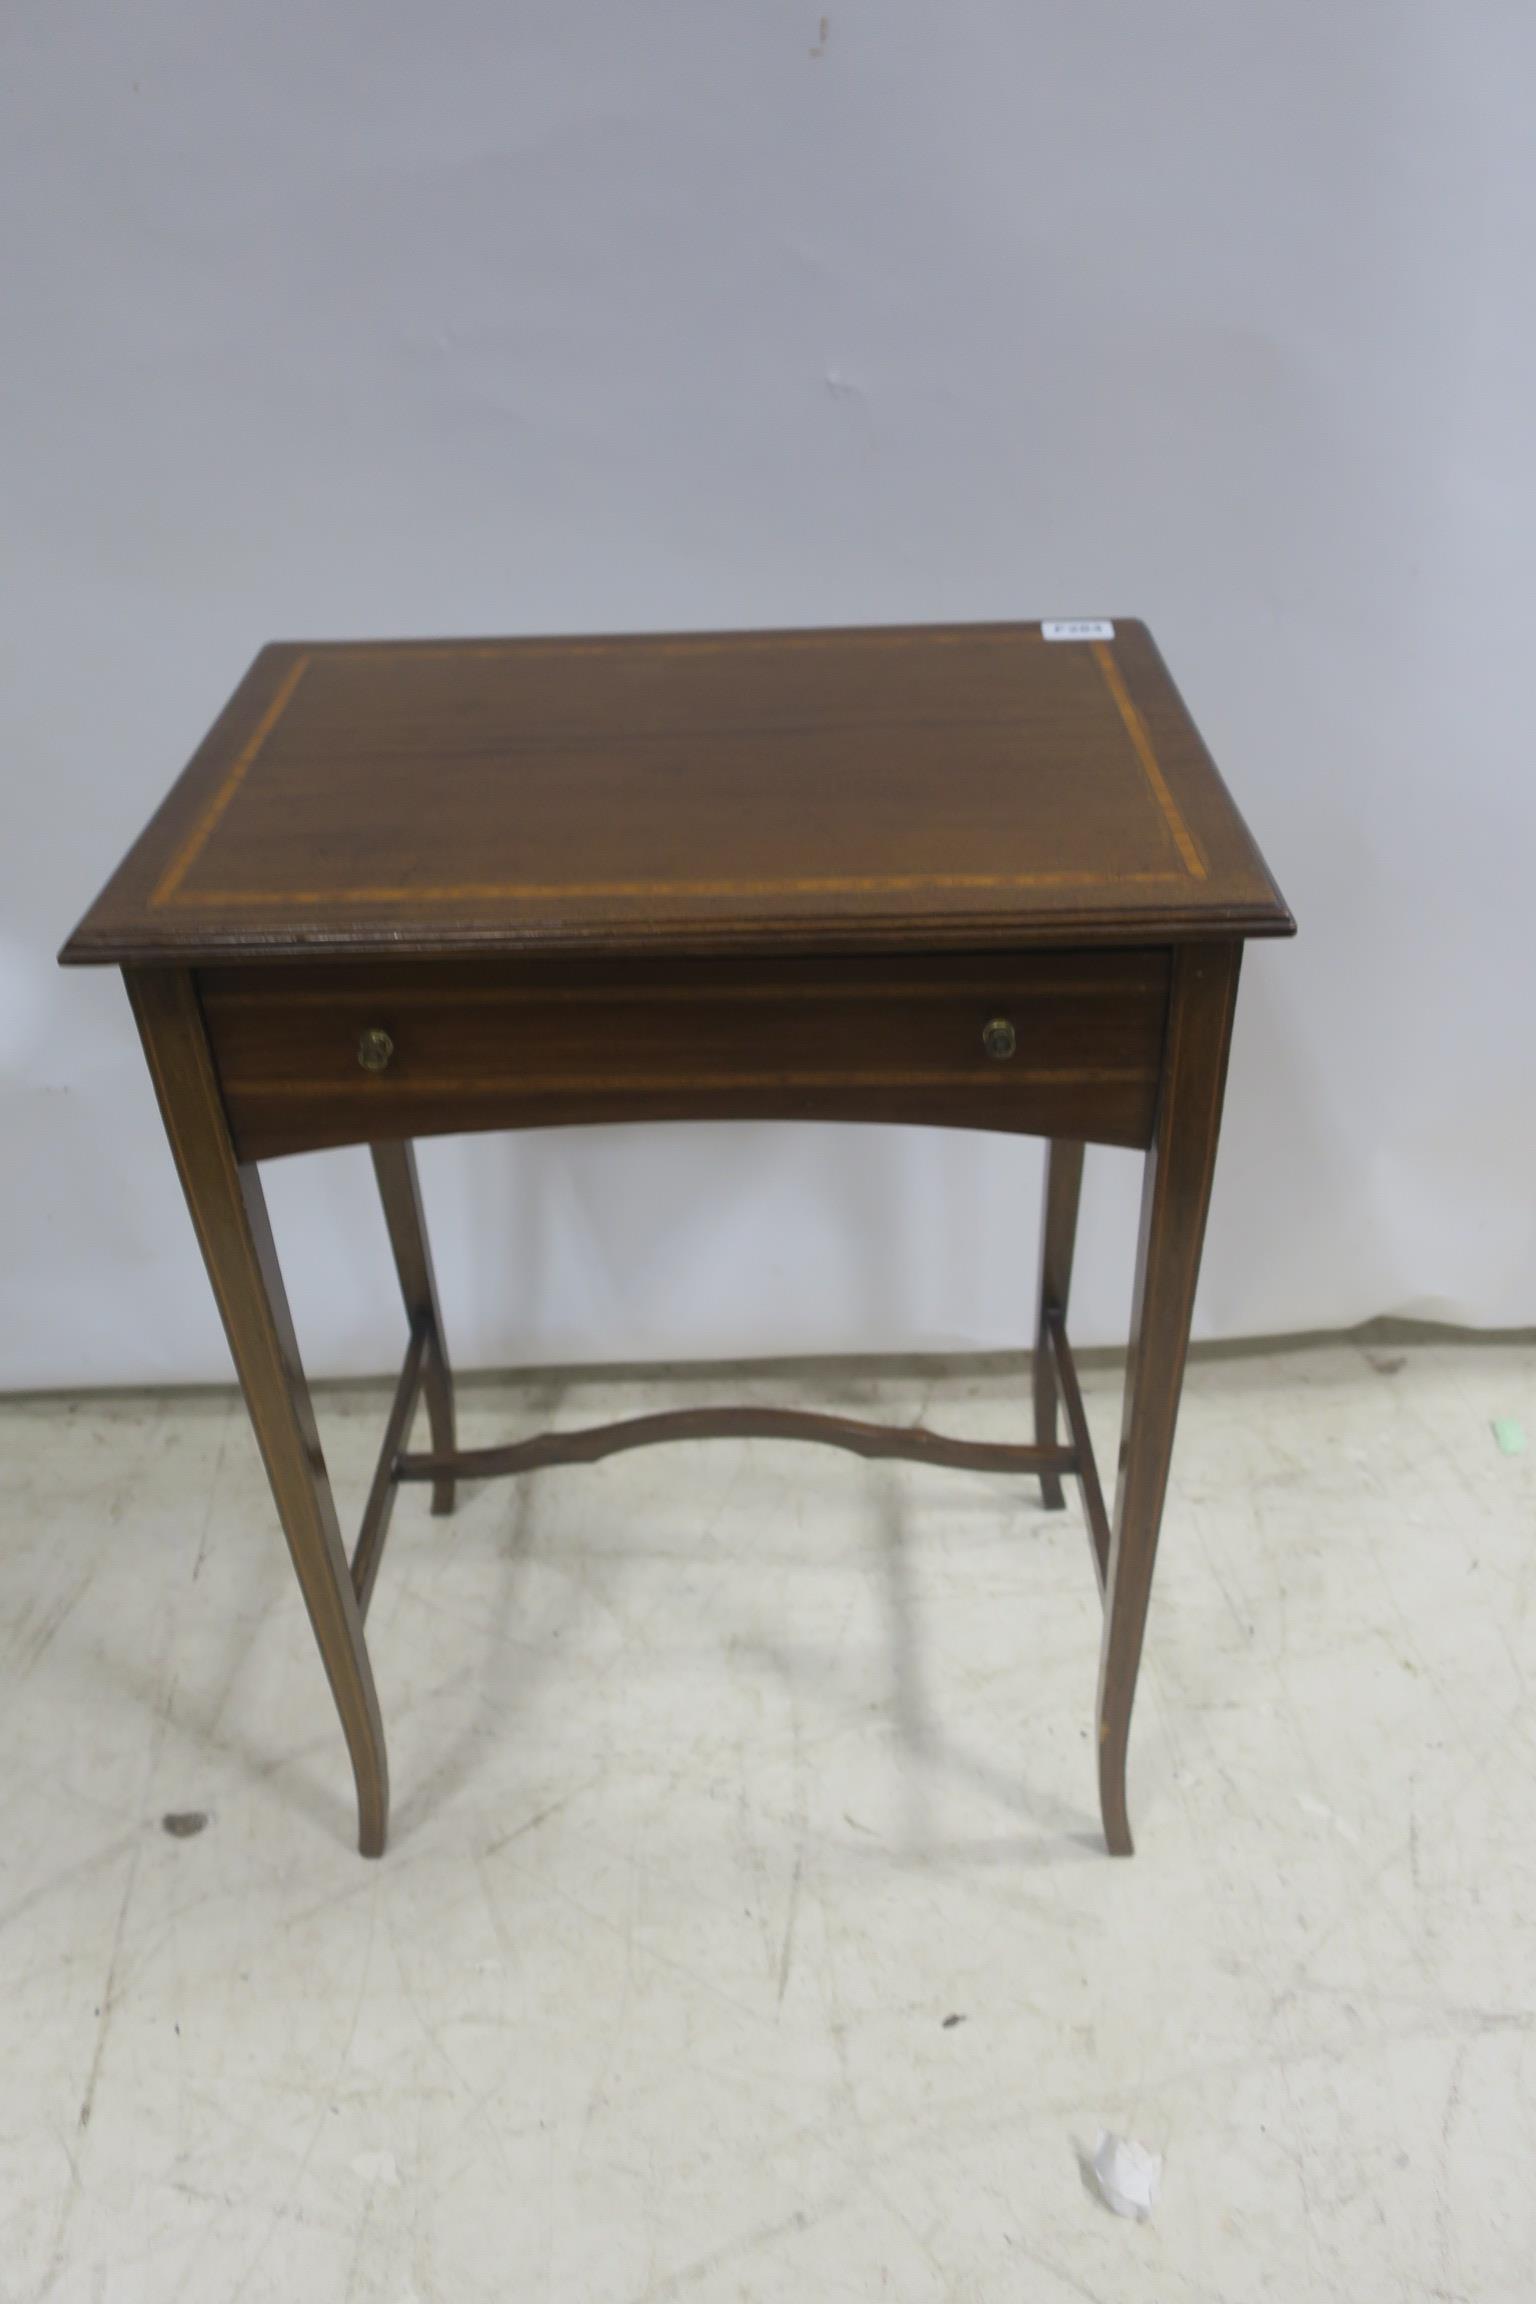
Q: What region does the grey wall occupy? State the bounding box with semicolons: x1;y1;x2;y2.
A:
5;1;1533;1385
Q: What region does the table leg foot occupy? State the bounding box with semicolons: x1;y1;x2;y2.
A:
1098;1721;1134;1857
1033;1139;1084;1509
129;969;391;1859
371;1141;458;1517
358;1780;388;1858
424;1340;457;1520
1094;946;1240;1856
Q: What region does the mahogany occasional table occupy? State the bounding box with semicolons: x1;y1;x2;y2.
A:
61;620;1292;1858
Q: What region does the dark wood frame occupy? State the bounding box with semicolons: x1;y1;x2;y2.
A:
68;619;1288;1860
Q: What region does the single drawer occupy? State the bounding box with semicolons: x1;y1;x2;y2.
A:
199;950;1170;1161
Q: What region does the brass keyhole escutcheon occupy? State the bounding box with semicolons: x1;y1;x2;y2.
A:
357;1026;395;1074
982;1016;1017;1062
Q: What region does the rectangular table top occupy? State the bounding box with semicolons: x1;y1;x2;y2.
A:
62;620;1291;966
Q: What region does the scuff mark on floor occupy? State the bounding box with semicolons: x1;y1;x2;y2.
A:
776;1847;803;2004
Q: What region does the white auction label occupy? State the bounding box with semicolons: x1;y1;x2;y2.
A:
1042;620;1114;641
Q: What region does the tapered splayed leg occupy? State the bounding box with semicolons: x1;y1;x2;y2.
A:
370;1141;457;1515
1098;945;1240;1856
1033;1139;1085;1508
128;970;389;1856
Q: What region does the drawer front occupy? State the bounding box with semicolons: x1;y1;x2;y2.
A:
199;951;1170;1161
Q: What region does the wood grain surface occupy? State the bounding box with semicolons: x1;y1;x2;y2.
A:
197;949;1171;1160
61;622;1292;965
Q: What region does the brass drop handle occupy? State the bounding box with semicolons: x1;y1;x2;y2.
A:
982;1016;1017;1062
357;1026;395;1074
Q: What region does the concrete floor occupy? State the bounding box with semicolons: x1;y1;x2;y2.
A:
2;1336;1533;2301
